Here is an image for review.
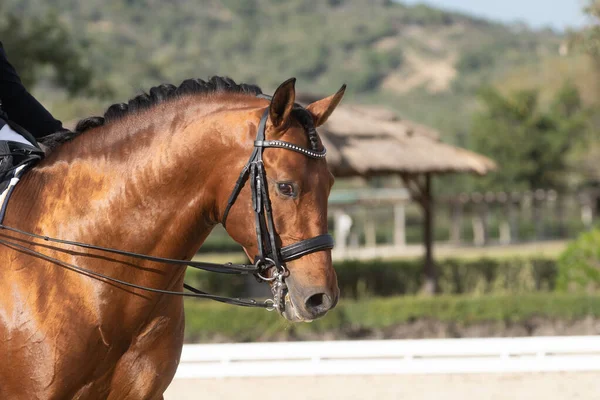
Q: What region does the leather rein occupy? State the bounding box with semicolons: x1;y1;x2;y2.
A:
0;96;334;312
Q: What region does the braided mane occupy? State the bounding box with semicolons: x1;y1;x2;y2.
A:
39;76;320;152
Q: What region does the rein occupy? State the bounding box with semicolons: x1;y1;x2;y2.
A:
0;224;330;308
0;95;334;312
0;233;266;308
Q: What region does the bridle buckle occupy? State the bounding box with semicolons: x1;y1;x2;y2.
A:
255;257;288;282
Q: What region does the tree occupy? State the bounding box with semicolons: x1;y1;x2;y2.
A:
470;83;589;193
561;1;600;187
0;6;94;95
576;1;600;63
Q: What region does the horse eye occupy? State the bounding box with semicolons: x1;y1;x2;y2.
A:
277;182;296;197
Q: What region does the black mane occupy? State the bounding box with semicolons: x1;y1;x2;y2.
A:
39;76;262;149
39;75;320;153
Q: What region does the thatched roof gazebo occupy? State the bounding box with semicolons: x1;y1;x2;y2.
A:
320;105;496;177
311;100;497;293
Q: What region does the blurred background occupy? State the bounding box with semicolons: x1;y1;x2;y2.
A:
5;0;600;398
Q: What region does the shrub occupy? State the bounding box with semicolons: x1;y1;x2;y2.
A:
335;257;556;298
557;228;600;292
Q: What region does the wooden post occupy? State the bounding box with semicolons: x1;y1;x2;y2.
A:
483;192;494;243
399;173;437;295
497;192;510;245
471;192;486;246
556;192;567;238
580;192;593;230
393;203;406;247
546;190;558;239
334;210;353;255
365;215;376;248
534;189;546;240
509;192;520;243
450;199;463;245
422;173;436;294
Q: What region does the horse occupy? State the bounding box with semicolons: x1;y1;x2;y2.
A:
0;76;345;399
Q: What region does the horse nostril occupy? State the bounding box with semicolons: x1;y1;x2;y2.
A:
305;292;332;313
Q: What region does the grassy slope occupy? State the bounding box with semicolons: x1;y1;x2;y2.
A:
498;54;600;108
9;0;563;143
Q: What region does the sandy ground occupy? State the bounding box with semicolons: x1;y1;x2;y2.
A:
164;372;600;400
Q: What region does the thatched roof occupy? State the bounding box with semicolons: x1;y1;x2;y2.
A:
315;103;496;178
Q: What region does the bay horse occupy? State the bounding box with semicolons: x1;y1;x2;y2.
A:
0;76;345;399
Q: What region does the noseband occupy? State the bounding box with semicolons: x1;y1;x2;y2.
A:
0;95;334;312
221;96;334;310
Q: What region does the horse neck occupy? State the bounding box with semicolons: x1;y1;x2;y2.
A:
9;95;260;263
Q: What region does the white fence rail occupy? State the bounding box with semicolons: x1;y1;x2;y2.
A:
174;336;600;379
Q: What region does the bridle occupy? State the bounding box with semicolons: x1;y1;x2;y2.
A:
0;95;334;312
221;94;334;310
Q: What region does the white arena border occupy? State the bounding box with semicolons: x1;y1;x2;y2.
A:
174;336;600;379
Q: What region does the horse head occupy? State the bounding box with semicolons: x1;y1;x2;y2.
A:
219;78;345;321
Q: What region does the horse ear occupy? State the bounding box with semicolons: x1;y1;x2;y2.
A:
269;78;296;131
305;84;346;127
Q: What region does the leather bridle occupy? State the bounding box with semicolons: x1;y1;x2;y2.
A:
0;95;334;312
221;95;335;310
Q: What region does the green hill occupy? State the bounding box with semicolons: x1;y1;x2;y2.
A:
7;0;565;141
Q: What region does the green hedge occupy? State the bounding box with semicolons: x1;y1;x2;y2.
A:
183;293;600;342
185;256;558;299
557;228;600;292
338;257;557;298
